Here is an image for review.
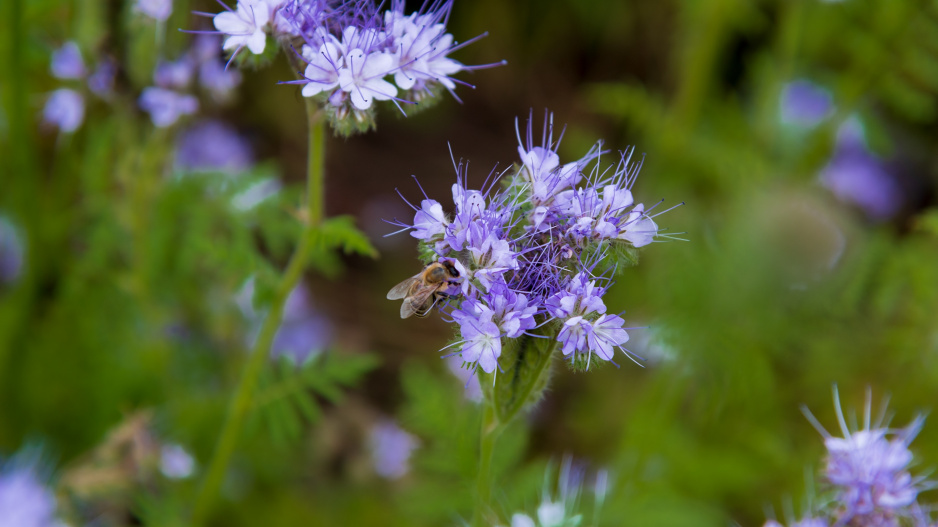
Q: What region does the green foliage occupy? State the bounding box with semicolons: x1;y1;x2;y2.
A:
252;353;379;444
493;332;557;423
314;215;380;259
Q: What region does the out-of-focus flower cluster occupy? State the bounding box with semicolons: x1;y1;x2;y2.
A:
391;112;674;375
204;0;501;133
765;388;936;527
43;42;116;133
496;457;609;527
779;79;903;221
140;34;242;128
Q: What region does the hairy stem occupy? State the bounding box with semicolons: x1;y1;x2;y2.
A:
473;380;503;527
192;105;327;526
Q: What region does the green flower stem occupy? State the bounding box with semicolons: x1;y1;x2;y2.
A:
474;382;503;527
474;336;557;526
192;105;327;526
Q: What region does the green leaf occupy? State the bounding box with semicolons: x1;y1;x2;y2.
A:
314;215;379;259
250;352;379;444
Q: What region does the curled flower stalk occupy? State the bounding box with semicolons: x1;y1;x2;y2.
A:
387;111;679;524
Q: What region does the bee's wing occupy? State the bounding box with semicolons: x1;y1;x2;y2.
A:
401;287;434;319
387;275;419;300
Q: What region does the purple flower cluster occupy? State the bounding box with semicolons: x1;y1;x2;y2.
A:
42;41;116;133
203;0;501;128
767;388;936;527
392;113;673;374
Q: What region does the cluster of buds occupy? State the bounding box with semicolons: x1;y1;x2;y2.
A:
391;112;677;375
203;0;501;133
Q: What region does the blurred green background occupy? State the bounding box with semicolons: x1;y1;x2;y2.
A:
2;0;938;525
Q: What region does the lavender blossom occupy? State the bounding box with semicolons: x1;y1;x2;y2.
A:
0;216;25;284
138;87;198;127
50;42;84;80
42;89;84;133
0;452;63;527
174;120;253;174
154;58;195;90
389;112;673;374
369;419;418;479
135;0;173;21
497;457;605;527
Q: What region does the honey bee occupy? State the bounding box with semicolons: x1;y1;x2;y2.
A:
387;261;462;318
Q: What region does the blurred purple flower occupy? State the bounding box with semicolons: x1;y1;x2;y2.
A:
50;41;85;80
159;444;195;479
819;137;902;220
369;419;418;479
0;216;24;285
0;452;61;527
780;80;833;127
138;87;198;127
198;59;242;100
135;0;173;21
174;120;253;174
42;89;84;133
763;519;829;527
237;278;331;364
154;58;195;90
87;58;116;98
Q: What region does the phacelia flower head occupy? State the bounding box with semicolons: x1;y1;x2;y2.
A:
800;386;931;526
388;111;677;375
196;0;503;135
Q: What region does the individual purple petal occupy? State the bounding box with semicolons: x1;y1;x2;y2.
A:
42;89;84;133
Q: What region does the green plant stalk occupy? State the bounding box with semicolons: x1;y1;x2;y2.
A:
191;105;327;526
473;336;557;526
473;381;503;527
